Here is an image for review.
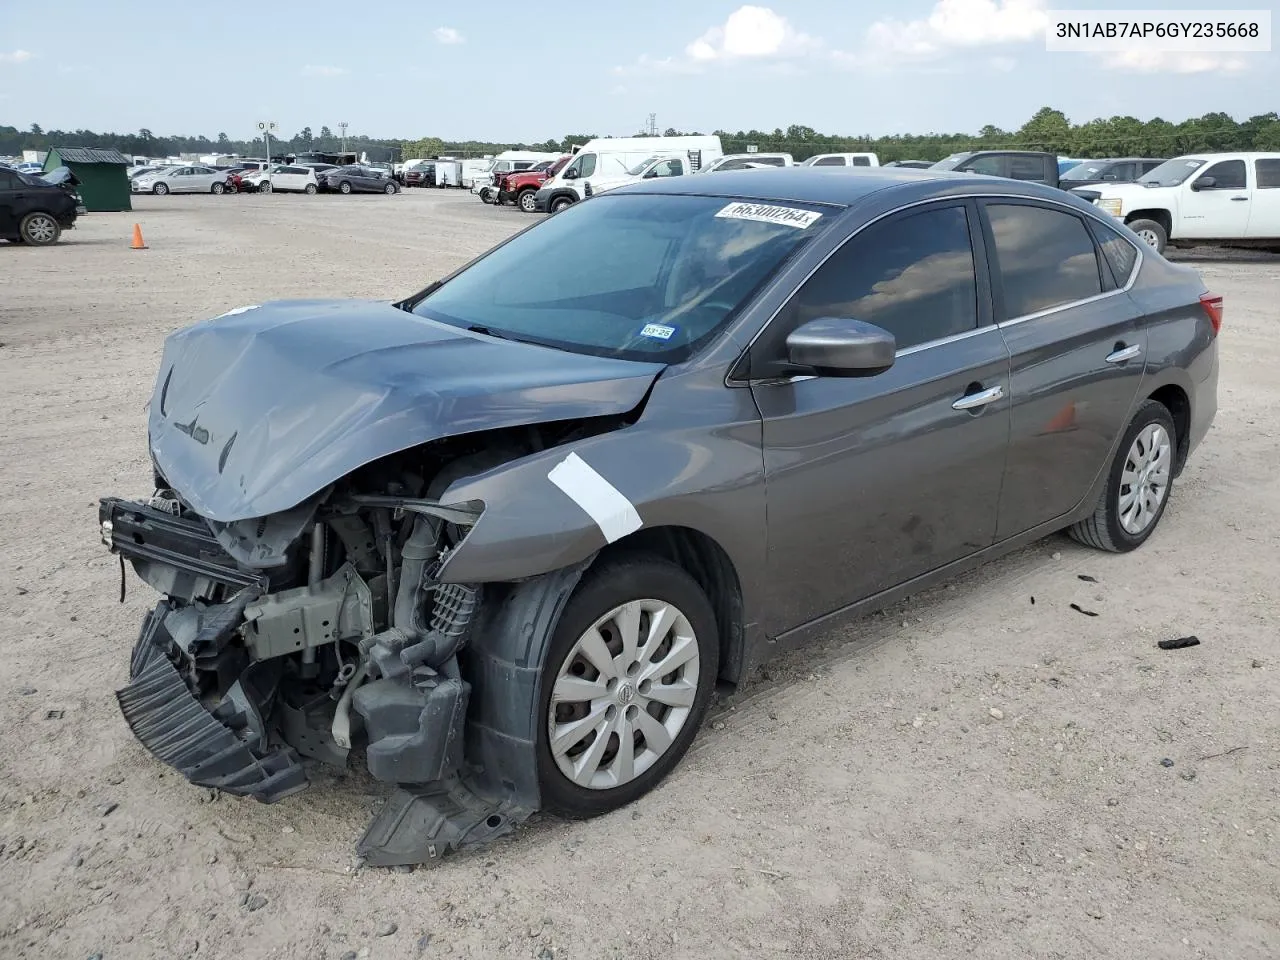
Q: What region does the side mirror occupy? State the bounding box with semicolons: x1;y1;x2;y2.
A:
785;317;896;377
563;168;579;180
1191;176;1216;191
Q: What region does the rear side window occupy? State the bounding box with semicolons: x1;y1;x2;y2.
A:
0;169;17;189
1255;159;1280;188
966;155;1004;176
1008;156;1045;181
786;205;978;351
851;156;870;167
1089;218;1140;286
812;156;844;167
986;203;1102;318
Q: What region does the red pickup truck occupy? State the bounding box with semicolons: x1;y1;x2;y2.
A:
495;155;570;212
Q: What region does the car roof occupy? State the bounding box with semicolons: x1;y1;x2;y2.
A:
606;166;1062;206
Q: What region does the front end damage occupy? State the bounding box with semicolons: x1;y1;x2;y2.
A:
102;439;589;866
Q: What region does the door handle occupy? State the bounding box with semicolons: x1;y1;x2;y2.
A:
1105;344;1142;364
952;385;1004;411
1230;196;1249;202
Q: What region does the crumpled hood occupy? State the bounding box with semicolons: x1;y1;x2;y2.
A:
148;299;664;522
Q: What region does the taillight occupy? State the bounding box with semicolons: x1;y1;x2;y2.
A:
1199;292;1223;335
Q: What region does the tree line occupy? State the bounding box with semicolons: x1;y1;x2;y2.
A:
5;108;1280;165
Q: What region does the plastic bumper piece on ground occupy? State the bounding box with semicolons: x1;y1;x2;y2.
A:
116;604;308;803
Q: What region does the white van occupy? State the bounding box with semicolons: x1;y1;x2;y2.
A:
534;135;724;212
471;150;563;198
800;152;880;168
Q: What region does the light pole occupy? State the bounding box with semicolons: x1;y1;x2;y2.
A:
257;121;277;187
339;122;348;156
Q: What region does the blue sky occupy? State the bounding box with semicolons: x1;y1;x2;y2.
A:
1;0;1275;141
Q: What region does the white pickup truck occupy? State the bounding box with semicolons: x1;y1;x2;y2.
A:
1076;152;1280;254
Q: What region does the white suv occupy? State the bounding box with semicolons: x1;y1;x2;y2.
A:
243;165;319;195
1080;152;1280;253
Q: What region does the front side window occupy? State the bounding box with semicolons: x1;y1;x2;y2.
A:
649;159;682;178
411;194;831;362
566;153;596;178
986;203;1102;318
1195;159;1246;190
784;205;978;352
812;156;844;167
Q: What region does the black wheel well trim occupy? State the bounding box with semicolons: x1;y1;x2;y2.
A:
1146;382;1192;475
1124;208;1173;235
590;525;747;686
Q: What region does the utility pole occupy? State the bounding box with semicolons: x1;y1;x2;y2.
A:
645;113;657;136
257;121;277;185
339;122;349;155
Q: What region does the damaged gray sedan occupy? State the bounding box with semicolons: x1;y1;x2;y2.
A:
101;169;1219;865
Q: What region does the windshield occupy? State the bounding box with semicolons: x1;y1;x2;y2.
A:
411;193;832;363
1139;157;1206;187
1062;162;1109;180
625;156;662;176
929;153;974;171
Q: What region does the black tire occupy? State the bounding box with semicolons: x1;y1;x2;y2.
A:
1068;399;1177;553
304;183;317;195
518;189;538;213
549;195;574;214
259;180;272;194
19;211;61;245
153;182;169;196
536;554;719;818
339;181;352;194
211;181;225;195
1126;218;1167;254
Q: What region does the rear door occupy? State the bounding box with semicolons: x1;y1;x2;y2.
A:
751;201;1011;632
1245;158;1280;238
981;199;1147;539
1179;158;1250;238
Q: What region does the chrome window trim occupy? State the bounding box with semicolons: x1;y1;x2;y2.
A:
731;191;1146;379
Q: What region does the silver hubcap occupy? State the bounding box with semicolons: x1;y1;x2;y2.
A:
1136;228;1160;248
521;194;535;211
548;599;700;790
25;215;55;242
1119;423;1172;535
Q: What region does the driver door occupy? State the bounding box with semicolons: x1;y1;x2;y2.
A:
1179;159;1250;237
750;201;1010;634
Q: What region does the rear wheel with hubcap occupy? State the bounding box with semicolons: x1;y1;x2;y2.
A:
259;180;272;194
384;182;396;195
1069;399;1176;552
304;183;317;195
550;195;573;213
537;556;718;818
339;181;352;194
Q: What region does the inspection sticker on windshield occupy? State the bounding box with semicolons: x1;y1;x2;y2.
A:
715;202;822;230
639;323;677;341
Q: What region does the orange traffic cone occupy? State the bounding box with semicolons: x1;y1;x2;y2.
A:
130;224;147;250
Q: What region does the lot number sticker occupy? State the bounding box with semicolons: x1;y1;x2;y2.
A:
715;202;823;229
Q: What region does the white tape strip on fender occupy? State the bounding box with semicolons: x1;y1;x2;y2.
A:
547;452;643;544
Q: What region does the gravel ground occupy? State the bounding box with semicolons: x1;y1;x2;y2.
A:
1;190;1277;960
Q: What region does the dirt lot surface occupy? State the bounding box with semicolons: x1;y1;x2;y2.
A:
1;191;1277;960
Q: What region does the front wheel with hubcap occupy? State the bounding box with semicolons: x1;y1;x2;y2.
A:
304;183;317;195
1069;399;1176;552
258;180;272;194
153;182;169;196
384;182;396;195
19;212;60;245
549;196;573;214
518;189;538;213
1127;218;1167;254
339;181;352;194
538;556;718;818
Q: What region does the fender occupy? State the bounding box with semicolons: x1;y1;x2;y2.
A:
434;365;768;632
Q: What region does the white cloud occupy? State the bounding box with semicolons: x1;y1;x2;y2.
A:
434;27;464;45
301;64;348;77
865;0;1048;58
1102;49;1247;74
685;6;818;61
0;49;35;64
989;56;1017;72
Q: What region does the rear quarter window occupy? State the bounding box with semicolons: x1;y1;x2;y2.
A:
1089;218;1140;286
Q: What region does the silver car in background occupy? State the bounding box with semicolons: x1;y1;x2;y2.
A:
132;165;230;195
